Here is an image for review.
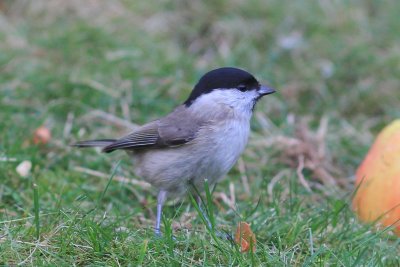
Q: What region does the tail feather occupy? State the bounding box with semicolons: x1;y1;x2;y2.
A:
72;139;117;148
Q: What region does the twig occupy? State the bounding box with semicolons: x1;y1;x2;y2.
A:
77;79;120;98
121;100;131;121
72;166;151;189
18;245;38;266
0;212;57;224
238;158;250;195
297;155;312;192
0;157;17;162
316;116;329;158
80;110;138;129
229;182;236;208
214;192;235;209
267;170;289;202
63;112;74;138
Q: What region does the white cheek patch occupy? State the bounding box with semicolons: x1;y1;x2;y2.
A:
188;88;260;119
204;89;258;111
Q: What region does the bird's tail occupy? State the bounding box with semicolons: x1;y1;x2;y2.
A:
72;139;117;149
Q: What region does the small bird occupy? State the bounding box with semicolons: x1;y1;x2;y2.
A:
73;67;275;235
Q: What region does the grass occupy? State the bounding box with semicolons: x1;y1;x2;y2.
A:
1;0;400;265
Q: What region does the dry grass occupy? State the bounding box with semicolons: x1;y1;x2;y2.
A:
1;0;400;265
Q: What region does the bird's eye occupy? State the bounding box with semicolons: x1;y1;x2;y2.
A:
237;85;247;92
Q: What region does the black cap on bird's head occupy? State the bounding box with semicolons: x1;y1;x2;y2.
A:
184;67;275;106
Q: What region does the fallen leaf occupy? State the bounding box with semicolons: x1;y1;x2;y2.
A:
234;221;256;252
33;126;51;145
16;160;32;177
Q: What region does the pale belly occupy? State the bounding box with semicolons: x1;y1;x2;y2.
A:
132;119;250;197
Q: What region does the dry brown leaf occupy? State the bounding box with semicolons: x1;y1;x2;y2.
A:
234;222;256;253
274;116;342;188
33;126;51;145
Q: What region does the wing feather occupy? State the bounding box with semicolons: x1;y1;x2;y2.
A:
102;123;160;152
102;106;204;153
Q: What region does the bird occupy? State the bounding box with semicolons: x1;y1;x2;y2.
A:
73;67;275;236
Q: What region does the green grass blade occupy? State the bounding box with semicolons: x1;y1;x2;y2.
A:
33;182;40;240
203;179;216;231
97;160;121;206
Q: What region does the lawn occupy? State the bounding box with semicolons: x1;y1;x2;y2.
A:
1;0;400;265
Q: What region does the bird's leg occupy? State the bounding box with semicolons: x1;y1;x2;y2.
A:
154;190;167;236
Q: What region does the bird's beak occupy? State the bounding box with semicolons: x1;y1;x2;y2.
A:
258;85;276;96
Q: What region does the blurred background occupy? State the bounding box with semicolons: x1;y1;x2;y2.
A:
1;0;400;265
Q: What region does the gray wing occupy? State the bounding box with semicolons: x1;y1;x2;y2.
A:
102;106;202;153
